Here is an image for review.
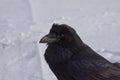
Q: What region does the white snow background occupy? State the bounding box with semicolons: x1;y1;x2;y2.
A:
0;0;120;80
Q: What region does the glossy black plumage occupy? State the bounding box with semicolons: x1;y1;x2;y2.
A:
40;24;120;80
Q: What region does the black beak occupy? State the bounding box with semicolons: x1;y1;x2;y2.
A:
39;34;60;43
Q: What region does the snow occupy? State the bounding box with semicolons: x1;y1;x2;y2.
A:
0;0;120;80
0;0;43;80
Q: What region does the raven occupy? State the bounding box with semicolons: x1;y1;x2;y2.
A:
40;24;120;80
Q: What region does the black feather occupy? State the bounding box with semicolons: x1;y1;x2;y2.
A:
40;23;120;80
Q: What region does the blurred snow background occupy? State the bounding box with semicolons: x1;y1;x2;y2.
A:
0;0;120;80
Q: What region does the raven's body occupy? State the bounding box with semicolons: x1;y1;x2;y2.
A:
40;24;120;80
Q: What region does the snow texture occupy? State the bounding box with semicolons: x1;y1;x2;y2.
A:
0;0;120;80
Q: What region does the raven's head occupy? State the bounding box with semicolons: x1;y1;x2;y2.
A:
40;23;83;46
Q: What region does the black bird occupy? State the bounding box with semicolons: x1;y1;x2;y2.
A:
40;24;120;80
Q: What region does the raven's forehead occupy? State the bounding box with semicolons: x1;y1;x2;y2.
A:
50;24;70;34
50;24;77;35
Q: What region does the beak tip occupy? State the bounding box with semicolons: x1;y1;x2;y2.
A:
39;36;47;43
39;40;41;43
39;39;44;43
